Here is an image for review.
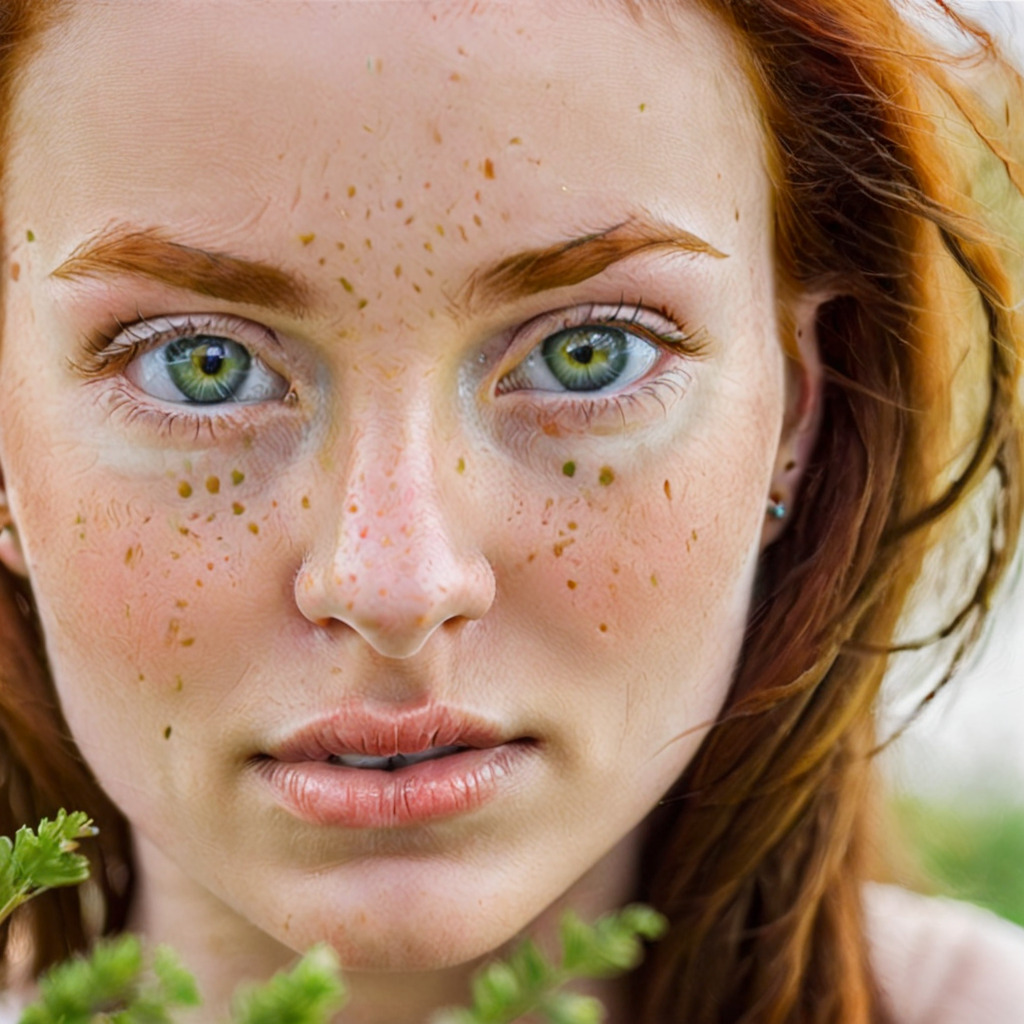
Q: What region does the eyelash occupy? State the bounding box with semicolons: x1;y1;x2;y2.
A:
71;299;703;440
489;299;705;427
71;312;283;381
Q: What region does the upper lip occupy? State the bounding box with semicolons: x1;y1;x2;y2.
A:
264;703;511;763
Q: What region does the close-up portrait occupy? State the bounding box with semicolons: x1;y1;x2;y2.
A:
0;1;1021;1023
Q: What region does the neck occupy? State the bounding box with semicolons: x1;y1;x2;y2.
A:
127;834;641;1024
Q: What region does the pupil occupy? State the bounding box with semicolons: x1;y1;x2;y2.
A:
569;343;594;365
197;344;225;376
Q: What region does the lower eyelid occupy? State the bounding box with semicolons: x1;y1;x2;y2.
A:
496;368;694;440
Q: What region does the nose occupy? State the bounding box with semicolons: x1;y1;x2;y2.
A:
293;433;495;659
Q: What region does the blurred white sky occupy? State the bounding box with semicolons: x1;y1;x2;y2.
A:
880;1;1024;805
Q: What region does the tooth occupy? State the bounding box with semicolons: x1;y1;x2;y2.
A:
331;753;392;769
328;745;467;770
395;745;465;768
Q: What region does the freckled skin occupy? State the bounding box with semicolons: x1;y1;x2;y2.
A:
0;2;818;1022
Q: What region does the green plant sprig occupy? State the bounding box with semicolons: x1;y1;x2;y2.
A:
0;810;96;924
432;905;668;1024
6;813;666;1024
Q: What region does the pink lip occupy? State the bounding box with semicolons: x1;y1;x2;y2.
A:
254;704;536;829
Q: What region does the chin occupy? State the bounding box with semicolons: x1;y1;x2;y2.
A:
253;864;542;973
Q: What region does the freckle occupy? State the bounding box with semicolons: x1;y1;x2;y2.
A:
734;208;740;221
164;726;172;739
404;216;415;227
174;676;184;691
664;480;672;499
568;521;577;531
339;276;354;293
178;481;193;498
395;198;404;209
433;128;443;144
424;241;434;253
562;461;576;478
394;264;402;277
449;71;461;82
138;672;145;682
358;299;369;309
231;470;245;486
527;552;536;562
692;529;698;542
181;637;195;647
378;588;388;598
785;459;796;471
196;579;203;587
248;523;259;534
566;579;577;590
9;262;19;281
125;547;134;565
639;102;647;112
25;229;34;242
318;257;326;266
365;237;373;249
206;562;214;570
473;214;482;227
435;224;445;237
175;599;188;608
348;185;357;197
598;466;615;486
599;623;608;632
412;282;422;293
482;158;495;179
205;476;220;494
456;457;466;474
299;233;316;245
651;574;658;586
349;503;359;513
336;242;346;251
179;526;190;536
301;496;311;509
509;136;522;145
232;502;245;515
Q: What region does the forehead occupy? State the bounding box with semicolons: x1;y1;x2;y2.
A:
5;0;768;283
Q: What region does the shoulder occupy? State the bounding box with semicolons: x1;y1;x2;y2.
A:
864;882;1024;1024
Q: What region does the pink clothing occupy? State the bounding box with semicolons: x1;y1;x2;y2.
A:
865;884;1024;1023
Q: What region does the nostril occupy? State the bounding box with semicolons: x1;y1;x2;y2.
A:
293;537;496;658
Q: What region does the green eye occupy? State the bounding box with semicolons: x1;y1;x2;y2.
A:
164;337;252;404
541;328;629;391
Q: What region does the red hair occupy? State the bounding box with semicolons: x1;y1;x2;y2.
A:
0;4;1020;1023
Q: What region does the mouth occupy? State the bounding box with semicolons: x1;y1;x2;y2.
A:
326;745;470;771
254;704;538;828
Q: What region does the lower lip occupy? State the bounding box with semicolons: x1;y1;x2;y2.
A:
255;743;535;829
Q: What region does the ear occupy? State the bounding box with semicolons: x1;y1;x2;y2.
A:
760;291;825;548
0;486;28;578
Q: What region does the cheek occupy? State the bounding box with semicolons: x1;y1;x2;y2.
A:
486;430;771;701
10;446;297;742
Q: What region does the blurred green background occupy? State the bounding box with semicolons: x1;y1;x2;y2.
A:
889;796;1024;927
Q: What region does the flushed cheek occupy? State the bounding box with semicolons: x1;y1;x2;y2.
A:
21;463;299;728
495;457;762;650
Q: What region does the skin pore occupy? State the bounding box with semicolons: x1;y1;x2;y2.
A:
0;2;820;1022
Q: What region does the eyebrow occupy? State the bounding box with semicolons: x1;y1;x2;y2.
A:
51;225;313;319
459;216;728;315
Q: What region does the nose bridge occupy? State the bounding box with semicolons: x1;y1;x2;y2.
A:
296;398;494;657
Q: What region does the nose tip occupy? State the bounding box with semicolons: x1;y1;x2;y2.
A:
294;521;496;659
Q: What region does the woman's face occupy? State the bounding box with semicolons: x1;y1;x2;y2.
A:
0;0;811;971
